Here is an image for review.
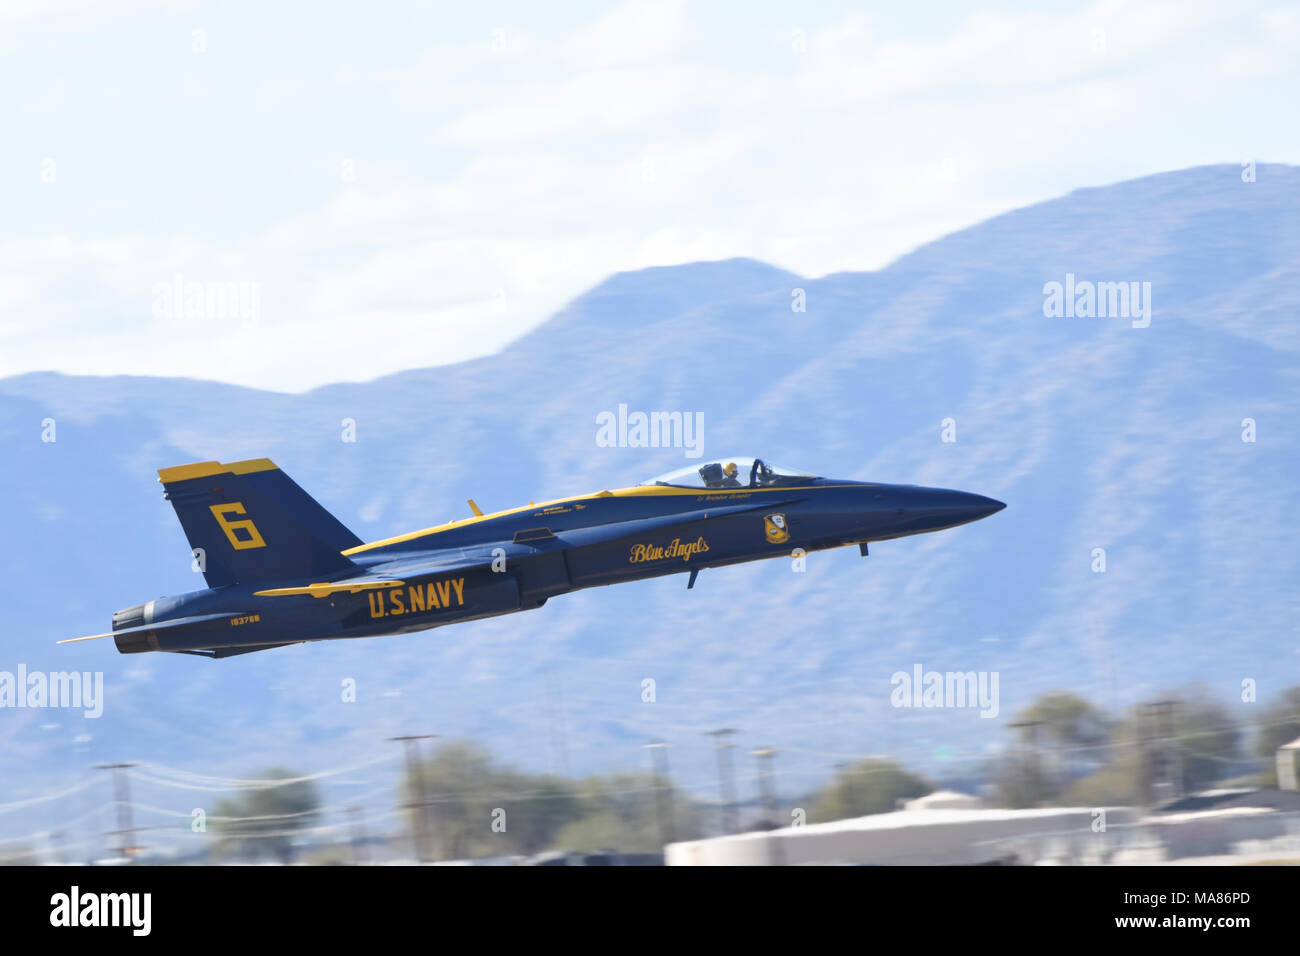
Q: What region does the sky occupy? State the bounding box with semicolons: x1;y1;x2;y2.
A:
1;0;1297;391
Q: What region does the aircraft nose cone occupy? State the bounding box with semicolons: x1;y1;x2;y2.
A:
903;487;1006;530
963;493;1006;520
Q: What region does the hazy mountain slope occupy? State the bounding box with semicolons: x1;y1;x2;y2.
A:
1;163;1296;847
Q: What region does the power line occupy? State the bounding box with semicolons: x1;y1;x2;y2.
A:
130;753;397;791
0;776;97;814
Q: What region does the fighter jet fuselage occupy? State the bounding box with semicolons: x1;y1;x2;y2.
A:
68;457;1004;658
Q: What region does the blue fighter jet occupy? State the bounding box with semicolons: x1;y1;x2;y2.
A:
63;457;1004;658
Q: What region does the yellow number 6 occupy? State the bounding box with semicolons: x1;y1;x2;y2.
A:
210;502;267;550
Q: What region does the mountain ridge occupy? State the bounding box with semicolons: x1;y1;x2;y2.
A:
1;163;1296;846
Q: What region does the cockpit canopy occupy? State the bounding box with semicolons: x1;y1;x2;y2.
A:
640;457;818;490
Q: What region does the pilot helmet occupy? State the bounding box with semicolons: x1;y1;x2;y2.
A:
723;462;738;478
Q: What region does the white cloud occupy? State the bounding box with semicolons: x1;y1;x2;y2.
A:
0;0;1296;390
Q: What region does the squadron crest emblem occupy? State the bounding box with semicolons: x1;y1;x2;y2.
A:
764;513;790;544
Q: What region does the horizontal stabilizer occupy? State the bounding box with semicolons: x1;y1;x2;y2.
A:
171;642;302;659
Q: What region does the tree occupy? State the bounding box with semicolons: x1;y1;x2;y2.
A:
552;774;699;853
993;754;1058;809
405;740;585;860
212;768;321;864
1015;692;1110;776
994;691;1112;806
809;759;931;822
1151;689;1240;797
1253;686;1300;786
0;845;39;866
404;743;701;859
1064;687;1241;806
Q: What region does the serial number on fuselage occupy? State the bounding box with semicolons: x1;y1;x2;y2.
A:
367;578;466;619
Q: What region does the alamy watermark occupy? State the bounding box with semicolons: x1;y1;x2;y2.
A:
1042;273;1151;328
152;274;261;324
890;664;999;718
595;403;704;459
50;886;150;935
1;666;103;718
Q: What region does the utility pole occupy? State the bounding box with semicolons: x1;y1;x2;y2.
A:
94;763;141;862
1143;700;1182;806
347;806;368;865
751;747;778;823
545;671;570;778
835;761;859;816
644;740;675;848
1007;719;1044;806
388;735;437;862
75;737;96;865
706;729;738;835
1136;704;1151;805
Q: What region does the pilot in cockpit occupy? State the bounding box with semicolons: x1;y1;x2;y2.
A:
721;462;743;488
